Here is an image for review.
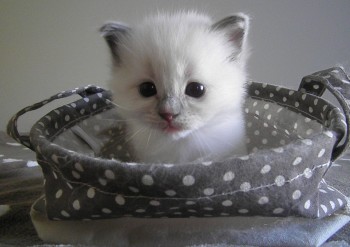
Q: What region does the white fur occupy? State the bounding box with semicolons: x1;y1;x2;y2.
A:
106;11;249;164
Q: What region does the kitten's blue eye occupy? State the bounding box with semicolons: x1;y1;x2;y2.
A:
139;82;157;97
185;82;205;98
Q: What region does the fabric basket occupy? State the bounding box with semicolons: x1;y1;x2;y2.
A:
7;67;350;223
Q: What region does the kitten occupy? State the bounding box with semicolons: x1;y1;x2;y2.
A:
100;11;249;164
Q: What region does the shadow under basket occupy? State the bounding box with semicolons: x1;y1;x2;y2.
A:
7;67;350;246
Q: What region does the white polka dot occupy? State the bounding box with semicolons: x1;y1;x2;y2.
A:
273;147;284;153
302;94;307;101
320;204;328;214
324;131;334;138
51;154;59;163
275;175;285;186
102;208;112;214
304;200;311;209
283;97;287;102
305;118;312;124
188;209;197;213
269;93;274;98
240;182;251;192
306;129;314;135
165;190;176;196
92;103;97;109
65;115;70;121
183;175;195;186
262;139;268;144
302;139;313;145
203;188;214;196
304;168;313;179
61;210;70;217
99;178;107;186
142;175;154;186
238;209;249;214
254;130;260;136
318;149;325;158
264;104;270;110
293;157;302;166
115;195;125;205
261;165;271;174
273;208;284;214
222;200;233;207
149;200;160;206
66;182;73;190
330;201;335;209
204;207;214;211
258;196;269;205
240;155;249;160
83;97;89;102
72;170;81;179
186;201;196;205
55;189;63;199
337;198;344;206
267;114;272;120
129;186;139;193
271;130;277;136
87;188;95;198
223;171;235;181
74;162;84;172
135;209;145;213
202;161;212;166
309;107;314;113
292;190;301;200
295;102;300;107
255;90;260;95
73;200;80;210
314;99;319;105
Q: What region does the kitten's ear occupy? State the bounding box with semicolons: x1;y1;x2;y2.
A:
212;13;249;59
100;22;131;64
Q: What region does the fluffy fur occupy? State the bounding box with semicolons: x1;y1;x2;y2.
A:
101;11;250;164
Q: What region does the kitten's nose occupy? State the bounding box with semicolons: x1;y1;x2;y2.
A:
159;112;178;122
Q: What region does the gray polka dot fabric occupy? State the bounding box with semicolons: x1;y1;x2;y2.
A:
7;67;350;221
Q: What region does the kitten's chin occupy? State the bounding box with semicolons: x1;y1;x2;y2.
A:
160;126;193;140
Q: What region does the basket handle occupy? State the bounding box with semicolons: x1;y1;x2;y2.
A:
7;85;110;151
298;67;350;160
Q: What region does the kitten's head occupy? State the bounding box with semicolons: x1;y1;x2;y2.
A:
100;11;249;139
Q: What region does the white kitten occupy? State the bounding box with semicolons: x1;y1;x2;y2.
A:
100;11;249;164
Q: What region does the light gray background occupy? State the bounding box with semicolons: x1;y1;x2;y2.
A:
1;0;350;131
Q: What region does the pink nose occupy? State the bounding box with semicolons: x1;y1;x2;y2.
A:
159;113;177;122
